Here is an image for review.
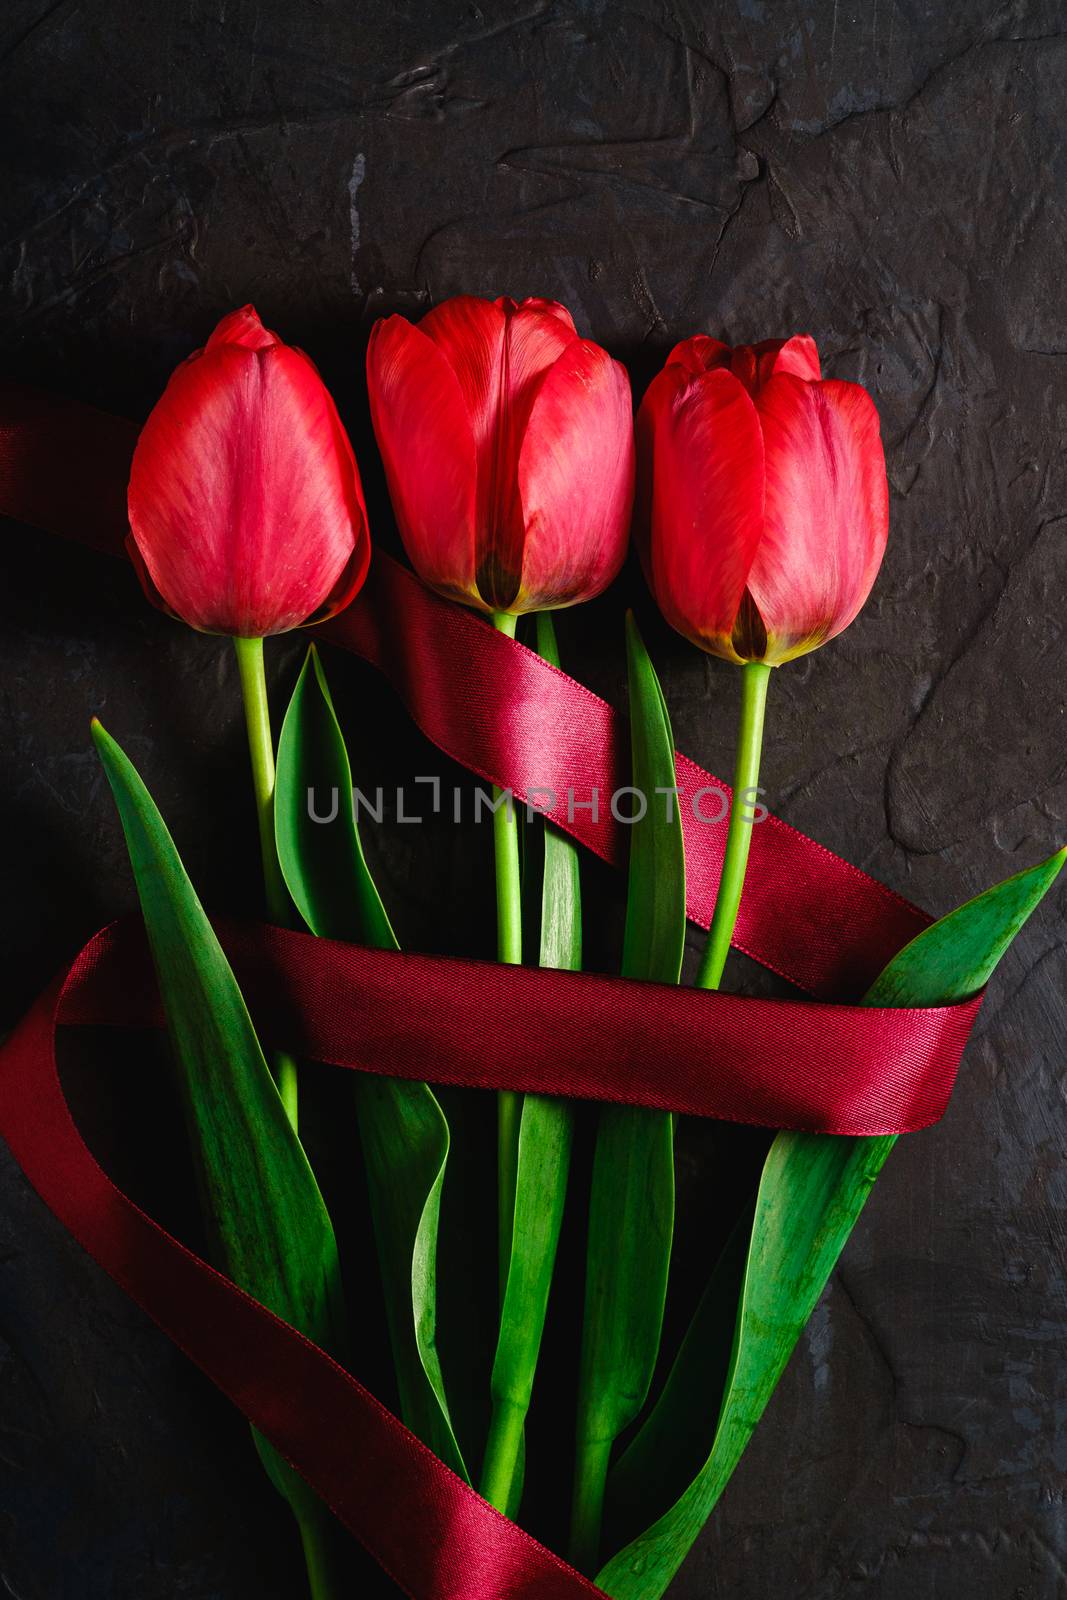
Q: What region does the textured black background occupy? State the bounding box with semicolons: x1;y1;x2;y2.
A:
1;2;1066;1596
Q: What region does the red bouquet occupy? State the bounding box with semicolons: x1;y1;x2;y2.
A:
0;301;1059;1600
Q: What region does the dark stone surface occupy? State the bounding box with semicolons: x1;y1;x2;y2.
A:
1;1;1065;1595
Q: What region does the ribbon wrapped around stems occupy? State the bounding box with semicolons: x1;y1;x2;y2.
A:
54;918;981;1136
0;380;981;1599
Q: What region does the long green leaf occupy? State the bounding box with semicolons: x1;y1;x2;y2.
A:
91;720;346;1549
481;612;582;1514
569;614;686;1572
605;1203;753;1547
598;846;1066;1599
274;646;466;1481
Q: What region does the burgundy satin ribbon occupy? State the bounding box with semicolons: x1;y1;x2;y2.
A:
0;955;607;1600
0;380;981;1598
64;919;981;1136
0;916;979;1600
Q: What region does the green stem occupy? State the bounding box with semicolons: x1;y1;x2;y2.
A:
296;1507;345;1600
695;661;772;992
480;1396;527;1511
479;611;579;1517
232;635;299;1129
490;610;523;1295
569;1434;613;1575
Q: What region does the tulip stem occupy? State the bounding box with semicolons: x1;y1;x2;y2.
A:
490;610;523;1296
569;1435;612;1576
296;1505;346;1600
696;661;772;992
232;634;299;1129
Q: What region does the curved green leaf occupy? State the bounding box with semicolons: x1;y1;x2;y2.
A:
92;720;345;1548
605;1203;753;1545
864;850;1066;1005
597;846;1066;1599
275;644;396;951
275;646;466;1481
570;614;686;1572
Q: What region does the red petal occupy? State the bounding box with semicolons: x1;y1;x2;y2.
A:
646;369;765;661
417;295;579;607
124;531;183;623
128;336;367;636
665;334;732;376
729;345;761;393
418;296;507;451
365;315;481;608
770;333;821;382
730;335;823;394
418;296;575;449
515;341;634;610
206;305;278;351
750;375;888;662
510;297;577;335
305;534;372;626
634;361;691;576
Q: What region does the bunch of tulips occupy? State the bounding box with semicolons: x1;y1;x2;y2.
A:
85;297;1061;1600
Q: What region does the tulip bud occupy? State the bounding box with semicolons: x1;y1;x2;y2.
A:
366;295;635;615
127;306;371;638
637;334;888;666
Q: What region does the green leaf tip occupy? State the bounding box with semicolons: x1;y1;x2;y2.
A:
621;616;685;984
596;844;1067;1600
866;845;1067;1009
89;716;113;755
91;719;151;810
275;642;398;951
305;638;326;682
92;721;348;1552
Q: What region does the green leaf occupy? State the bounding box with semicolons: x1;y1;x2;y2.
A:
481;612;581;1514
91;720;346;1543
275;644;396;951
597;846;1067;1600
570;614;686;1572
604;1203;753;1547
274;646;467;1481
864;849;1066;1005
619;613;686;987
535;611;583;975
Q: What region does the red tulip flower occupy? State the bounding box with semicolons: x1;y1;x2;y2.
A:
366;295;634;615
368;294;633;1320
128;306;370;638
637;333;888;666
127;307;373;1127
637;333;890;991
